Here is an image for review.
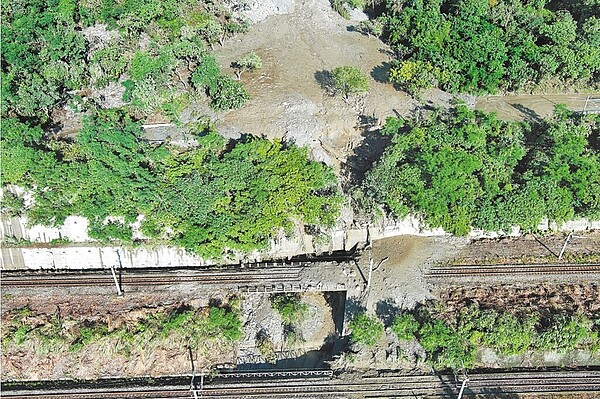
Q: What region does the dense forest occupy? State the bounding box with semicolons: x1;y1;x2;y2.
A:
1;112;341;258
374;0;600;95
2;0;600;258
1;0;250;124
360;105;600;234
0;0;341;258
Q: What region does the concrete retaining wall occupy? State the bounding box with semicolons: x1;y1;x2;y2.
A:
0;246;212;270
1;215;598;270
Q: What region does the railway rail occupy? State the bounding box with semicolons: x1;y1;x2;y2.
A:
3;370;600;398
0;267;302;289
425;262;600;279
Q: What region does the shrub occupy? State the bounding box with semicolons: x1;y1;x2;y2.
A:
284;326;305;348
4;304;242;355
331;0;364;19
89;42;130;87
391;313;419;340
348;313;384;347
388;60;438;97
357;19;383;38
70;323;110;352
12;325;30;345
192;55;222;94
482;313;538;355
210;76;249;110
459;307;538;355
128;48;176;83
536;314;597;352
256;330;277;363
418;319;475;369
1;191;25;217
330;66;369;100
159;309;196;337
207;307;242;342
378;0;599;94
362;107;599;235
271;294;309;326
3;113;341;259
88;220;133;242
232;52;262;79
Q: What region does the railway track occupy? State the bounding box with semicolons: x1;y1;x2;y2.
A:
426;262;600;278
4;370;600;398
0;267;302;288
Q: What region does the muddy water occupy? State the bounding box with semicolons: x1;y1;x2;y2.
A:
475;94;600;121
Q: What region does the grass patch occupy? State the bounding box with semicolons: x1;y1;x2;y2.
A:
2;302;243;356
348;313;384;347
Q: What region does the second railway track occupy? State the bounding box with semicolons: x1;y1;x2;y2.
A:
426;262;600;278
4;370;600;398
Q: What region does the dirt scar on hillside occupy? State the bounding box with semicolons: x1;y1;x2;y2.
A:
215;0;417;169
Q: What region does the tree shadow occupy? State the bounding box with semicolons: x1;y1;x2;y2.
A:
235;332;349;371
314;70;333;94
371;62;391;83
208;298;223;307
325;291;347;335
462;385;520;398
589;126;600;152
341;126;392;192
510;103;543;123
323;331;350;358
344;296;366;321
375;298;402;327
362;1;387;18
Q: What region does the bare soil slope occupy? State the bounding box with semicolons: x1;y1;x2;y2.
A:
215;0;416;168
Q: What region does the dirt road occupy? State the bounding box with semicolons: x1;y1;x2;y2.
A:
475;94;600;121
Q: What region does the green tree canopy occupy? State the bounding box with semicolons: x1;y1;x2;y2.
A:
330;66;370;100
1;115;341;258
145;133;342;258
232;52;262;79
362;105;600;234
1;0;249;122
380;0;599;95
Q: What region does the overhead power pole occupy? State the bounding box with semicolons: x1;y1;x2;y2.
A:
457;378;469;399
558;232;573;260
110;265;123;296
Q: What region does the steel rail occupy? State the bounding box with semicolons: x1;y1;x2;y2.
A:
4;371;600;399
425;262;600;278
1;268;301;288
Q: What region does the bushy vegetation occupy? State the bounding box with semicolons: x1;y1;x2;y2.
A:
2;303;243;355
256;330;278;363
1;112;341;258
1;0;332;257
271;293;309;325
1;111;166;239
391;313;419;340
145;133;342;258
348;313;384;347
271;293;309;347
1;0;250;123
232;52;262;80
378;0;599;95
392;305;600;370
361;105;600;235
192;55;249;110
330;66;370;101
